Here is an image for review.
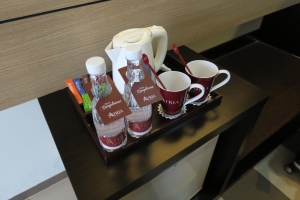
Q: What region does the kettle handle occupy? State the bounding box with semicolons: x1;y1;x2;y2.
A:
147;26;168;72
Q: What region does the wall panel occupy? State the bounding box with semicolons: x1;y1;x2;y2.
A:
0;0;102;22
0;0;299;111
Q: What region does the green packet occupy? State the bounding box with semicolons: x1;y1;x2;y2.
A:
82;93;92;113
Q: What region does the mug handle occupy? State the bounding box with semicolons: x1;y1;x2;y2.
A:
184;84;205;106
211;70;230;92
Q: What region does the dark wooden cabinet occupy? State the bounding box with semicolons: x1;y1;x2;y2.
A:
39;46;268;199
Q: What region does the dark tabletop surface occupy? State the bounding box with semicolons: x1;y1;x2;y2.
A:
38;46;268;199
213;41;300;157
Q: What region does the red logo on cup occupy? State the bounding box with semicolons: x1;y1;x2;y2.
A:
156;71;205;116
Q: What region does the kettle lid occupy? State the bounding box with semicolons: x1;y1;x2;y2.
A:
112;28;151;48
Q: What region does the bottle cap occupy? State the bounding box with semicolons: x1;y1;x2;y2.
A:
125;45;142;60
85;57;106;75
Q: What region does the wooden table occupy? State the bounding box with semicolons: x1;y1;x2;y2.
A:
39;46;268;199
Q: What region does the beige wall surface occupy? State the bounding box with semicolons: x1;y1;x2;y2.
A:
1;0;299;111
0;0;99;21
186;18;263;53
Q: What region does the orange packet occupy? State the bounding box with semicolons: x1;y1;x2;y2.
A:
65;78;83;104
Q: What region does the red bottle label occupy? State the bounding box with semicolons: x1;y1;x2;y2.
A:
128;117;152;133
99;131;126;147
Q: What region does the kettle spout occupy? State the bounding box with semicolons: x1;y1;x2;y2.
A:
105;42;123;63
105;41;127;95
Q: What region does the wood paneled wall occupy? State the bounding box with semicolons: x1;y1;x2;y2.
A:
1;0;299;111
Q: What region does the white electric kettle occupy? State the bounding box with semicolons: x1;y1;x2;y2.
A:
105;25;168;94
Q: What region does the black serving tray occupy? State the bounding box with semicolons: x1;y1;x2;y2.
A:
68;91;222;164
68;57;222;164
